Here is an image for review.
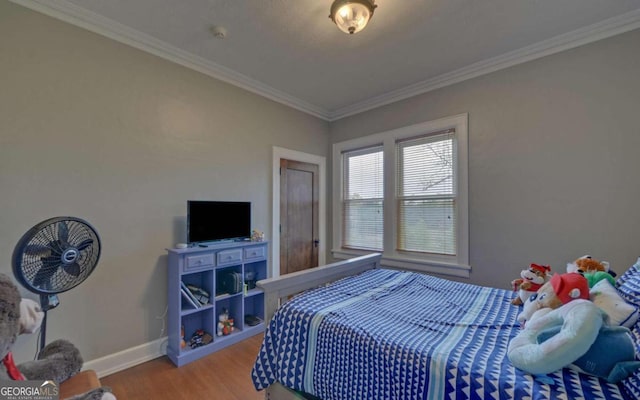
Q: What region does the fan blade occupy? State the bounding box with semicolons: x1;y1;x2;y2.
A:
63;262;81;277
57;221;69;244
32;260;60;290
40;255;62;266
73;238;93;252
23;244;52;256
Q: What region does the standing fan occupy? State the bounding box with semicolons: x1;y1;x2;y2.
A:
12;216;101;351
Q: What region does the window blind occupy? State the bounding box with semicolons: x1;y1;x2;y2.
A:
396;129;456;255
342;146;384;250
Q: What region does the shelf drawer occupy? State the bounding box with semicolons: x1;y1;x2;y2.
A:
244;246;266;261
185;254;214;271
217;249;242;265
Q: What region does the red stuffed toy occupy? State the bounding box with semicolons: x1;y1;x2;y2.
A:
511;263;552;305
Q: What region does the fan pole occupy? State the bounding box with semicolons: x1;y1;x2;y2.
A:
39;311;47;353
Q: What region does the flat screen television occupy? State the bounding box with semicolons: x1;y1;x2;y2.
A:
187;201;251;244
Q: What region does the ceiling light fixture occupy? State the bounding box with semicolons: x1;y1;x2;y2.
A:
329;0;377;35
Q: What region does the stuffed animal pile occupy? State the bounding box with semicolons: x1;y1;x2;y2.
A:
0;273;115;400
508;256;640;382
516;272;590;326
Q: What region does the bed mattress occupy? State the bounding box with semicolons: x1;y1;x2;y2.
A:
251;268;629;399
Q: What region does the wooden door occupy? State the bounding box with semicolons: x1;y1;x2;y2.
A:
280;159;319;275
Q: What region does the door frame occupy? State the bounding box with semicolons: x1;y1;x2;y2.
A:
272;146;326;279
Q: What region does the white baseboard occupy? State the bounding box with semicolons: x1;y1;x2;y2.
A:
83;337;167;378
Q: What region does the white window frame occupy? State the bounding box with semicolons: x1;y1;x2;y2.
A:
341;145;385;251
332;114;470;278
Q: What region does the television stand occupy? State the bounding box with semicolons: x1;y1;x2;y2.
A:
166;241;267;367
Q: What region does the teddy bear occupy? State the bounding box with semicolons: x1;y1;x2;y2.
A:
567;254;615;277
0;273;115;400
517;272;589;327
510;263;552;305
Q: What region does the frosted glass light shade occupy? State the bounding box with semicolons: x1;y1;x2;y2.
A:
330;0;377;35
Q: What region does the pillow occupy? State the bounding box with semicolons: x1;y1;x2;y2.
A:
616;257;640;308
590;279;639;327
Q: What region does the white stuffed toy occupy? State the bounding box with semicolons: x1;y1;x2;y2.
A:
509;299;640;382
19;298;44;334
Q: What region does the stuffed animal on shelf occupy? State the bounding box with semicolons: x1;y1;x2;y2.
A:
517;272;590;327
189;329;213;348
222;318;234;336
567;254;615;277
511;264;552;305
251;229;265;242
0;273;115;400
217;308;235;336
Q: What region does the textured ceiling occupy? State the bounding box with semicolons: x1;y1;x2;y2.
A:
17;0;640;119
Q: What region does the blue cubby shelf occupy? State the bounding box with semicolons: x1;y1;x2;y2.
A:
167;241;268;367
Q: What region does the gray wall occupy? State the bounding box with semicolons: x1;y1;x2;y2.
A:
330;28;640;288
0;1;329;362
3;0;640;366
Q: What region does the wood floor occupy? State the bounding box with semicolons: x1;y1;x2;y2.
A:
101;334;265;400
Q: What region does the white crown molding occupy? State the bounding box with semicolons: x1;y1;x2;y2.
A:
10;0;331;120
328;8;640;121
11;1;640;122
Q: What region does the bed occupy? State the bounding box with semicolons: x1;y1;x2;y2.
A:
251;254;640;399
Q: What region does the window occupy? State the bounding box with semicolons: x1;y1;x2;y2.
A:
332;114;469;277
396;130;456;255
342;146;384;250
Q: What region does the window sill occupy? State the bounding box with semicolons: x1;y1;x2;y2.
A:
332;249;471;279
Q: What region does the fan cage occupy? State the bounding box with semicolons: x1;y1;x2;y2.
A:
12;217;101;295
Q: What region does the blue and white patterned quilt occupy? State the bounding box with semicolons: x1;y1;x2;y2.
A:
251;268;630;399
